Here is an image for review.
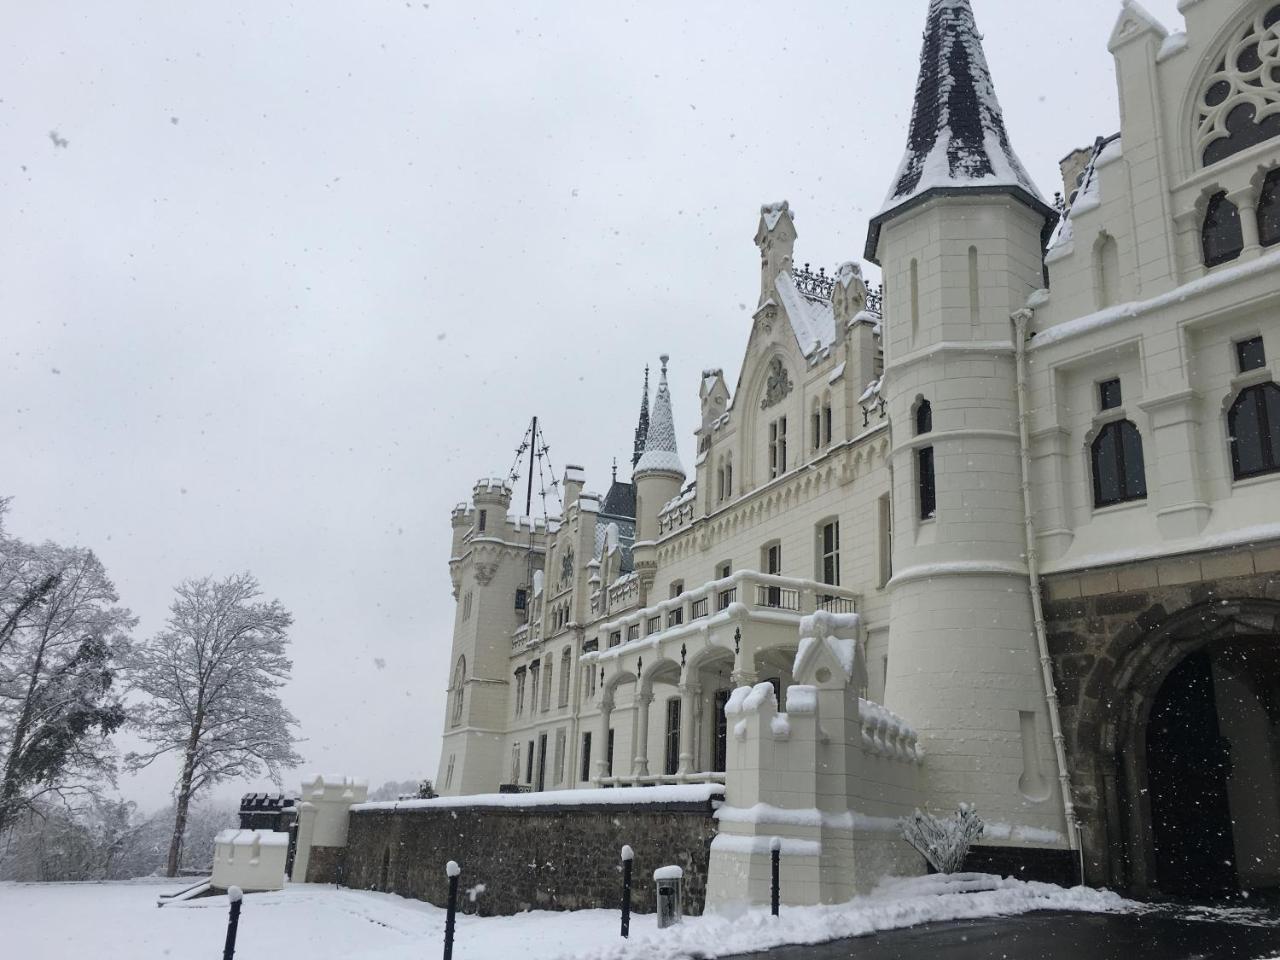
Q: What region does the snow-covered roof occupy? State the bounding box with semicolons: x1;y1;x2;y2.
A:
774;270;837;359
634;355;685;476
866;0;1049;260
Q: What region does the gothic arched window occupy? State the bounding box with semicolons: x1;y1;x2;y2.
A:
1259;168;1280;248
1091;420;1147;507
451;656;466;726
915;398;935;520
1229;381;1280;479
1195;4;1280;168
1202;191;1244;267
915;399;932;436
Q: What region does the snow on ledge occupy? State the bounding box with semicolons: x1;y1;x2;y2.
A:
1032;248;1280;350
353;783;724;813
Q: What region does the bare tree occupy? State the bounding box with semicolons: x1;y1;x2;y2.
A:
0;500;135;835
127;573;302;876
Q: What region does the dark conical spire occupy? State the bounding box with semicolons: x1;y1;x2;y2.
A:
865;0;1053;262
635;355;683;477
632;365;651;469
887;0;1039;209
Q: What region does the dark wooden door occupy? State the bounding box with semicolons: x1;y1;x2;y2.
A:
1146;650;1237;898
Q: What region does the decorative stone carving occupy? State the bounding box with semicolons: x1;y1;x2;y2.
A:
1196;4;1280;167
474;561;500;585
759;357;793;409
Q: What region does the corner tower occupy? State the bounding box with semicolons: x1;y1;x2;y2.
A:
437;479;545;795
867;1;1070;843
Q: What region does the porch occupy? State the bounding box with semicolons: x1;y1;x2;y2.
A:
580;570;860;787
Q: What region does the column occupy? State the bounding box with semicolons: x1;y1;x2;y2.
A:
595;695;613;782
1230;187;1261;258
677;682;699;776
632;691;653;778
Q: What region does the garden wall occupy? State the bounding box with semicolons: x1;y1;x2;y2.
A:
324;785;721;916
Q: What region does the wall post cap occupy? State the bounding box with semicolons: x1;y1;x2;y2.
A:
620;844;634;862
227;886;243;903
446;860;461;878
770;837;782;852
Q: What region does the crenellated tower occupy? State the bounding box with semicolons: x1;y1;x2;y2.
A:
437;478;546;795
865;0;1068;840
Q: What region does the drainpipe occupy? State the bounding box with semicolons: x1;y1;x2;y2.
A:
1012;307;1085;882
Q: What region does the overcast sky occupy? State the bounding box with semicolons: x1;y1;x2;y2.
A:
1;0;1186;810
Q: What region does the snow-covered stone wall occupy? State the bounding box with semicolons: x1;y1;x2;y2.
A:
336;787;720;916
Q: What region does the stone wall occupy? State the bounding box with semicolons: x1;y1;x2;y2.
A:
1041;540;1280;892
338;796;718;916
304;845;347;885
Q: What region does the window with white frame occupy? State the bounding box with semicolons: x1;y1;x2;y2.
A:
818;519;840;588
769;416;788;478
559;647;571;706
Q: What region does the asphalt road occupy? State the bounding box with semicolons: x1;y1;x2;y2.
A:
724;908;1280;960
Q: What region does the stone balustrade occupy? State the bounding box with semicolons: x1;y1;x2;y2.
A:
591;570;859;654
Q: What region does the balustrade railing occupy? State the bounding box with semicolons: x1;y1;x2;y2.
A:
818;594;857;614
588;571;859;657
755;583;800;611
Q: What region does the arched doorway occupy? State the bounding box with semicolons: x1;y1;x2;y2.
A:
1101;600;1280;899
1145;650;1235;897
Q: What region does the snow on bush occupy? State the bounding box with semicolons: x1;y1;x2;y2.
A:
900;803;985;874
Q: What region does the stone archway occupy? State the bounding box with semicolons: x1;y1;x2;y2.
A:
1091;598;1280;898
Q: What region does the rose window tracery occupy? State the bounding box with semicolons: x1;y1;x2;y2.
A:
1196;4;1280;167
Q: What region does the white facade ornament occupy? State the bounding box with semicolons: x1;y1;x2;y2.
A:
759;357;793;409
1195;3;1280;167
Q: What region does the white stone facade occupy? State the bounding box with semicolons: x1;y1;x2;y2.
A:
434;0;1280;902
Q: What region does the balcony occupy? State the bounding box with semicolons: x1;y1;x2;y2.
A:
588;570;859;661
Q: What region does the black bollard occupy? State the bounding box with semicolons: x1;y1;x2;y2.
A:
620;844;634;938
444;861;460;960
770;837;781;917
222;886;243;960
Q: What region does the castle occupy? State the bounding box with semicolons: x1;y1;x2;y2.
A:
436;0;1280;901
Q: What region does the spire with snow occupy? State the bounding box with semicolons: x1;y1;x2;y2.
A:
632;366;650;469
868;0;1047;259
634;355;683;477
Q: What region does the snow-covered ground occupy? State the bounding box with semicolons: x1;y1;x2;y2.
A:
0;873;1133;960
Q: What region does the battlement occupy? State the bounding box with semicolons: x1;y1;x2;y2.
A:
303;774;369;804
472;477;513;504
